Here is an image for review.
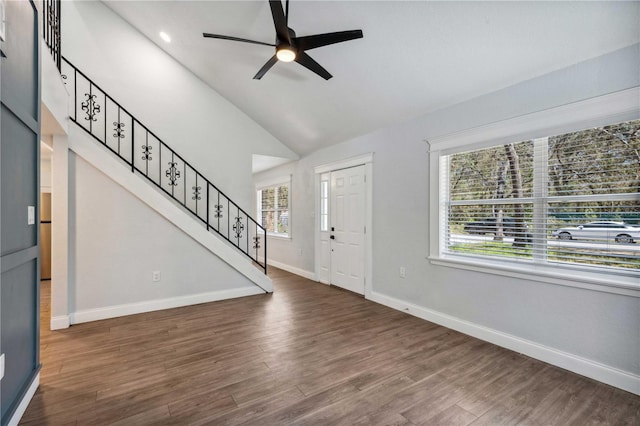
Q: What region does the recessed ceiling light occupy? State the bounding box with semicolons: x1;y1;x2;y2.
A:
159;31;171;43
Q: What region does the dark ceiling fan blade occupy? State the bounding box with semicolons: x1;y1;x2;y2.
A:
295;52;332;80
294;30;363;51
203;33;275;47
253;55;279;80
269;0;291;44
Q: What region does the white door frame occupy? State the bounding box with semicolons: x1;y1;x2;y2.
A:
313;153;373;299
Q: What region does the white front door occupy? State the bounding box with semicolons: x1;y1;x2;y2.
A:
330;165;366;294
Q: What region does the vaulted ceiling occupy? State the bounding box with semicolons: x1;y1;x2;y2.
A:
103;1;639;156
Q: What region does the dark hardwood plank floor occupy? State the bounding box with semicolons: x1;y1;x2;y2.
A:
25;269;639;425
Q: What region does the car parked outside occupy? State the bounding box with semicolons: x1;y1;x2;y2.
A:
464;217;524;237
551;221;640;244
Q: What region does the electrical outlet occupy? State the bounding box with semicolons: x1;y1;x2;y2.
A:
0;353;5;380
152;271;161;282
399;267;406;278
27;206;35;225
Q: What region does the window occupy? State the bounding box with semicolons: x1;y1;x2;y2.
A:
320;179;329;232
257;180;290;237
439;119;639;274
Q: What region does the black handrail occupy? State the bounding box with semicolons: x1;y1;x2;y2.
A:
60;56;268;276
42;0;61;71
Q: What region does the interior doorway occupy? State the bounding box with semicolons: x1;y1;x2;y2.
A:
314;154;373;297
40;142;53;334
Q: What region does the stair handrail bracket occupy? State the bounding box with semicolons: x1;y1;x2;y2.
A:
61;56;267;277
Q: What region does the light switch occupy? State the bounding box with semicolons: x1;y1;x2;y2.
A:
28;206;35;225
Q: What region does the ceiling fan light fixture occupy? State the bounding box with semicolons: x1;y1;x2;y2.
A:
276;46;296;62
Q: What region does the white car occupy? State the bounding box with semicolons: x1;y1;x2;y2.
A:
551;221;640;244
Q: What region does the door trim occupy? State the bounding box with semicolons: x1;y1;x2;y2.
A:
314;153;373;299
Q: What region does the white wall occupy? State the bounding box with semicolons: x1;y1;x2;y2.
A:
62;0;297;211
254;44;640;387
68;153;259;316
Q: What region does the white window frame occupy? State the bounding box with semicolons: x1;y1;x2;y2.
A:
427;88;640;295
256;176;291;239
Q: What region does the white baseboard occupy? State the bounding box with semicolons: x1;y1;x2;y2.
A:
70;287;264;325
368;291;640;396
267;259;316;281
50;315;70;330
8;373;39;426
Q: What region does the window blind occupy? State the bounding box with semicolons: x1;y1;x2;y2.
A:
442;119;640;272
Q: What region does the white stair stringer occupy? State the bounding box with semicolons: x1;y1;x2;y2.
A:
69;125;273;293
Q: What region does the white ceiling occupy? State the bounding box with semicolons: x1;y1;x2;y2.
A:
103;1;640;157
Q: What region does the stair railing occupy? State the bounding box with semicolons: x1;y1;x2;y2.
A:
42;0;62;71
61;57;267;274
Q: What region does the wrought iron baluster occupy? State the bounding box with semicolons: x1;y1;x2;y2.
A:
165;152;181;196
74;69;77;121
56;0;61;70
116;107;121;155
103;93;106;144
233;212;244;247
194;175;199;215
47;0;50;54
89;85;92;134
206;183;210;231
131;119;135;172
254;223;259;260
144;133;149;175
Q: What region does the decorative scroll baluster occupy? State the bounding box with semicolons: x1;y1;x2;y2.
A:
192;186;201;201
114;107;124;154
113;121;125;139
166;161;181;186
233;216;245;241
141;144;152;160
81;92;100;122
214;204;223;218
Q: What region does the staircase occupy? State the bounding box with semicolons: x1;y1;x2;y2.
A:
60;57;269;291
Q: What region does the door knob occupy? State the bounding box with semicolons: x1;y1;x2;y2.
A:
330;235;335;240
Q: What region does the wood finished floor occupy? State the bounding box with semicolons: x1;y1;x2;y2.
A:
25;269;639;425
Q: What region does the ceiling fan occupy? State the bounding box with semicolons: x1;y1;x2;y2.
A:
203;0;363;80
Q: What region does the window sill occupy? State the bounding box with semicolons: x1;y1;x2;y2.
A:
266;233;291;240
428;254;640;297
